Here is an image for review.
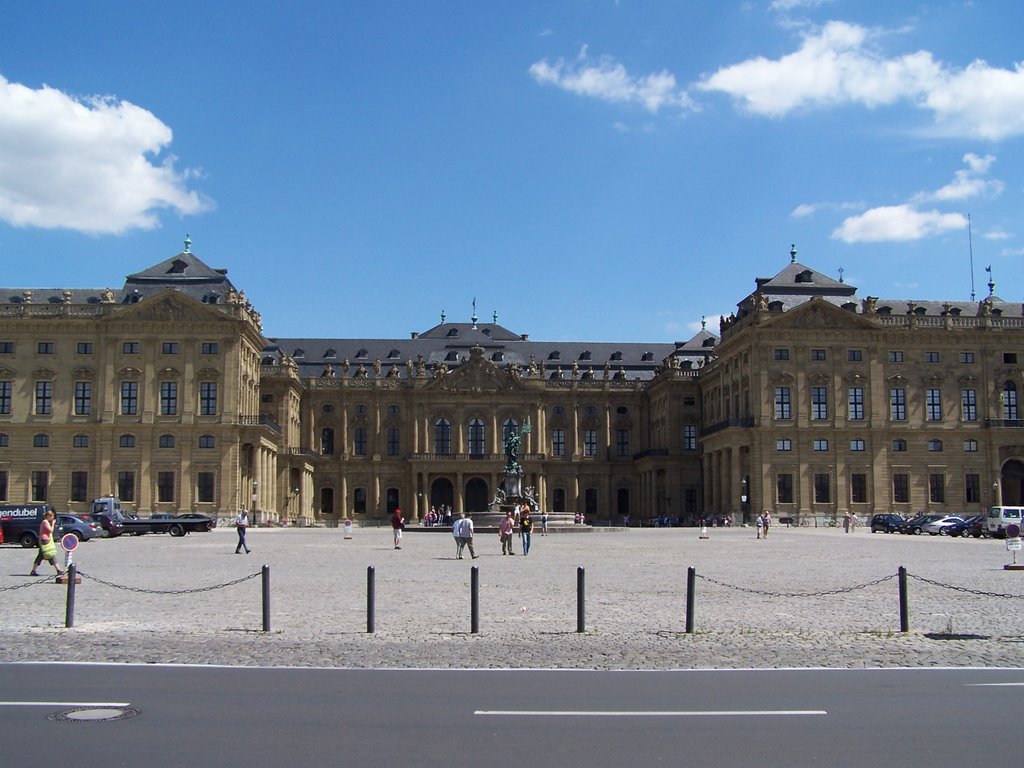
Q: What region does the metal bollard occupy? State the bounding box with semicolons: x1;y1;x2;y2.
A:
898;565;909;633
367;566;376;633
685;566;696;634
65;563;77;629
261;565;271;632
577;566;586;633
470;566;480;634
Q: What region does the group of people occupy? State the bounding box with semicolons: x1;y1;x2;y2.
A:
388;504;549;557
423;505;453;527
755;510;772;539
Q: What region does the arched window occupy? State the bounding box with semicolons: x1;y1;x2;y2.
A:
434;418;451;455
1004;381;1019;421
199;434;215;449
158;434;175;448
353;427;367;456
321;427;335;455
502;418;519;443
468;418;485;456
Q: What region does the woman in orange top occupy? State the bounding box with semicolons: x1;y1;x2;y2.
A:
30;510;64;577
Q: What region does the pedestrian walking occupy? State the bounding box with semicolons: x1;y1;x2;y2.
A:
762;511;772;538
540;510;548;535
30;510;64;576
520;508;533;555
234;508;251;554
756;513;763;539
391;508;405;550
454;512;477;559
499;511;515;555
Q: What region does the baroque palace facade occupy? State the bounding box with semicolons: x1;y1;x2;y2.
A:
0;242;1020;524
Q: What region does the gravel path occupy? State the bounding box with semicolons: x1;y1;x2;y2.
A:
2;525;1022;669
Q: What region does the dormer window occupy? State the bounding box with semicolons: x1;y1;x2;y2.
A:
579;351;592;361
355;348;368;359
491;352;504;362
641;352;654;362
292;348;305;358
610;351;623;361
168;259;188;274
447;328;459;337
548;351;561;360
445;351;459;362
388;349;401;359
323;348;336;358
796;269;813;283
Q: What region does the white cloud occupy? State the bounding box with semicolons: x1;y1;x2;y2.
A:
984;229;1011;241
791;203;818;218
999;247;1024;257
529;47;695;114
0;74;211;235
770;0;835;11
831;205;967;243
697;22;1024;139
790;200;862;219
913;153;1004;203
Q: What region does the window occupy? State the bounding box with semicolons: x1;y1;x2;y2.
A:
121;381;138;415
892;439;907;452
199;434;215;449
929;474;945;503
851;474;867;504
925;351;940;363
850;438;865;452
74;381;92;415
615;429;630;457
37;341;54;354
926;388;942;421
197;472;215;503
162;381;181;415
965;474;981;504
73;434;89;448
0;342;12;354
122;341;140;354
0;470;7;501
552;488;566;514
774;387;791;420
811;387;828;420
773;348;790;361
814;474;831;503
1005;352;1019;365
35;381;52;415
31;470;48;502
847;349;863;362
353;488;367;514
117;471;135;502
200;382;218;415
202;342;219;355
683;425;696;451
76;342;93;355
159;434;175;448
552;428;565;456
961;389;977;422
468;418;485;456
848;387;864;420
776;438;792;452
0;433;7;447
0;380;10;415
813;438;829;451
893;474;909;504
157;471;175;503
161;342;179;354
434;418;451;455
1003;381;1019;420
960;351;975;364
928;439;943;452
119;434;136;448
502;418;520;443
387;404;400;415
964;439;978;453
583;429;598;457
386;427;400;456
889;351;904;363
71;471;88;502
777;474;794;504
810;349;827;361
583;405;598;416
33;433;49;448
320;428;334;455
354;427;367;456
890;388;906;421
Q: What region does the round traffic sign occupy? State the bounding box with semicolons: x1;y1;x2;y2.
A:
1006;523;1021;539
60;533;79;552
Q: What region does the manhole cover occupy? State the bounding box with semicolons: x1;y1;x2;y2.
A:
48;707;140;723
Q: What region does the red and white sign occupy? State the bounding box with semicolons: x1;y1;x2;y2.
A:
60;533;79;552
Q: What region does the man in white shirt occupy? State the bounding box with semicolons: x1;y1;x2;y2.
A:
454;512;477;560
234;509;251;554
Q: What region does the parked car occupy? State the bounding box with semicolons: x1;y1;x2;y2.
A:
57;514;101;542
89;512;124;538
870;514;905;533
960;515;987;538
899;514;945;535
923;515;967;536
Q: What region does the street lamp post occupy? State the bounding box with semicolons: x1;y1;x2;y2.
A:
251;479;258;524
740;477;749;525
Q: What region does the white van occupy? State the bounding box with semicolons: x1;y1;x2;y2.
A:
986;506;1024;537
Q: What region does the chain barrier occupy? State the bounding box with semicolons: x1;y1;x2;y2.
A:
0;573;62;592
694;571;897;598
906;572;1024;600
77;569;262;595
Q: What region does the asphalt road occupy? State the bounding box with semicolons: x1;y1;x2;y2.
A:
2;664;1022;767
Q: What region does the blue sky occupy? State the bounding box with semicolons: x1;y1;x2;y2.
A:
1;0;1022;342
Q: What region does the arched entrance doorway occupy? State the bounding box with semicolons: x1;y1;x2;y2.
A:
430;478;454;510
1000;459;1024;505
465;477;489;513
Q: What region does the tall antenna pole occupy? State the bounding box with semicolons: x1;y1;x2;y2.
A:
968;213;976;302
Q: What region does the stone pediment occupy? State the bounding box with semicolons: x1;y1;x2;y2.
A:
426;345;522;393
764;298;876;332
108;289;226;324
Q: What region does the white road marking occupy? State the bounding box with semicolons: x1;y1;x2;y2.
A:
0;701;131;707
475;709;827;717
966;682;1024;687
